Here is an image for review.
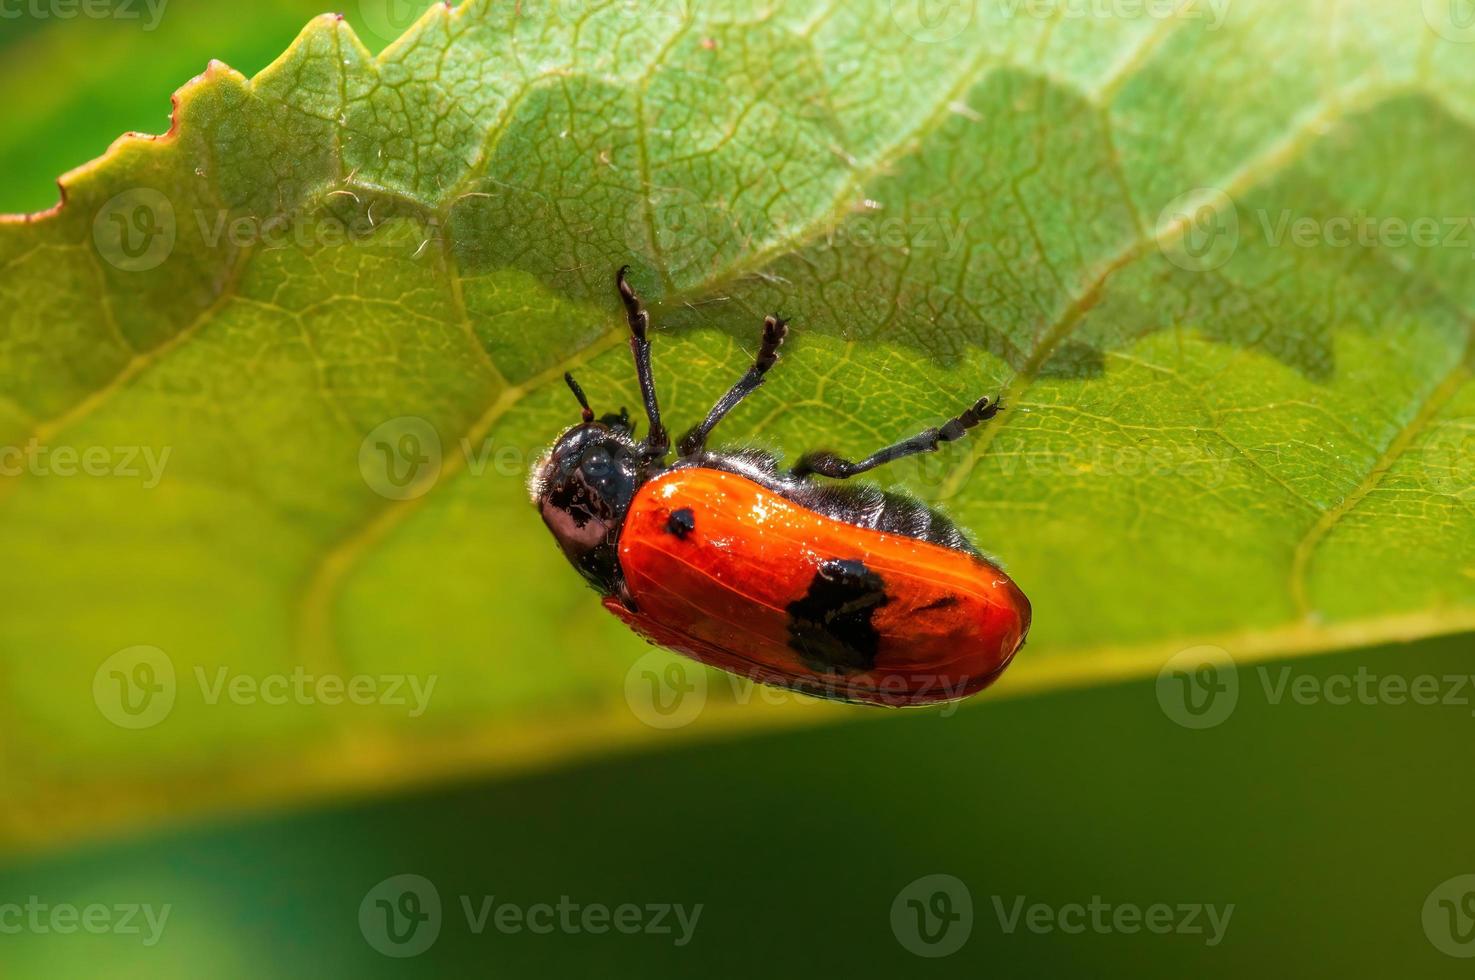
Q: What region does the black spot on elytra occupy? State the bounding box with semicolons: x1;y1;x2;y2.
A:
786;558;888;674
917;595;961;612
666;507;695;539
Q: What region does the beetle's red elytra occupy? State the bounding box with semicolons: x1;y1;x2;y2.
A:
530;267;1030;707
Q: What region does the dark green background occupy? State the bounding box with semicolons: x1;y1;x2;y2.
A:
4;5;1473;976
3;633;1475;976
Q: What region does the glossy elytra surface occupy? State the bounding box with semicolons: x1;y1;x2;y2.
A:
605;468;1031;706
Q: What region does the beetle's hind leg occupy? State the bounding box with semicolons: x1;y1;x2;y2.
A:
793;395;1001;479
677;313;788;457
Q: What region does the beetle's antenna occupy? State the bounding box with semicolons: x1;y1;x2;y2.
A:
564;372;595;423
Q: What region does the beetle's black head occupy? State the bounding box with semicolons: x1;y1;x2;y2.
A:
529;375;649;594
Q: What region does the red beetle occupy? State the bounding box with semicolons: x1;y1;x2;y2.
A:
530;268;1030;706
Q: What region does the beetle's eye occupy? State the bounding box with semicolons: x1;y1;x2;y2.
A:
583;447;614;478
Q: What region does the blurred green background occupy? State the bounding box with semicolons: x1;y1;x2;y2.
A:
3;3;1474;977
3;633;1475;977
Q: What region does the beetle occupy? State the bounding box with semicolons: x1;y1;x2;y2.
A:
530;267;1031;707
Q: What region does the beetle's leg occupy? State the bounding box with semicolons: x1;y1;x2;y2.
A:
793;396;1001;479
677;314;788;457
617;265;669;459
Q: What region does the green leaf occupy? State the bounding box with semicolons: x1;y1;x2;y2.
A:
0;0;345;215
2;0;1474;849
